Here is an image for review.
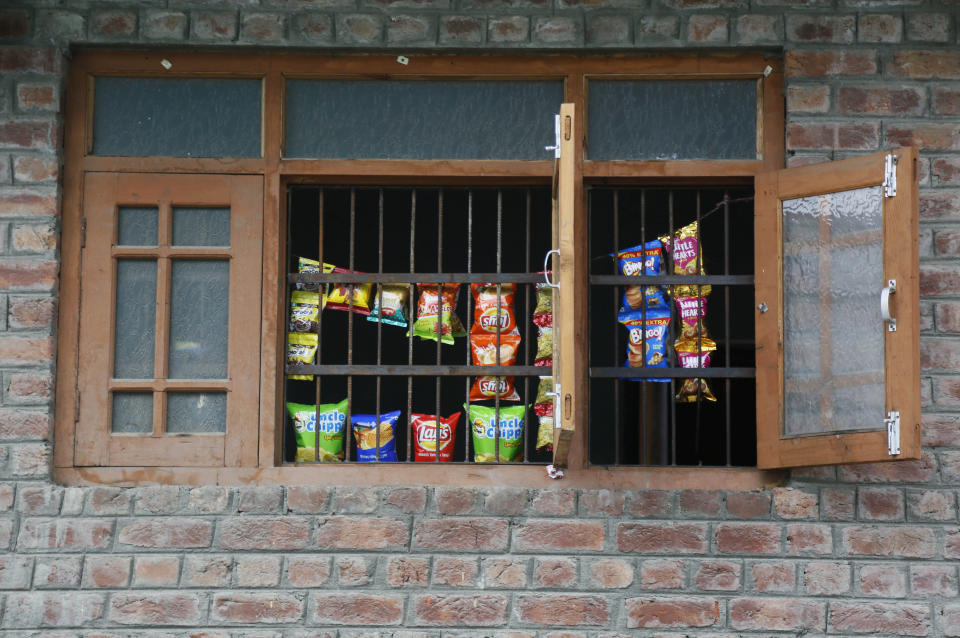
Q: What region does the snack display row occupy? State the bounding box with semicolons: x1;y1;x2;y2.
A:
286;400;528;464
614;220;717;403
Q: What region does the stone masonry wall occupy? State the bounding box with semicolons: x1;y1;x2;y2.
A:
1;0;960;635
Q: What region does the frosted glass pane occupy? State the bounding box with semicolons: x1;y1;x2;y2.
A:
782;186;884;436
588;80;757;160
117;207;158;246
114;260;157;379
112;393;153;433
93;77;261;157
167;392;226;433
173;208;230;246
169;261;229;379
285;80;563;159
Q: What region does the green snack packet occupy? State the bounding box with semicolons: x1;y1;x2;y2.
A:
286;398;348;463
464;403;526;463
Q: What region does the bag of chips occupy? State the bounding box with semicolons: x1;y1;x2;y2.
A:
465;403;525;463
351;410;400;462
367;284;410;328
325;266;374;316
411;412;460;462
471;283;519;336
469;375;521;402
296;257;335;294
534;325;553;367
533;283;553;326
661;220;703;276
618;306;670;382
287;398;347;462
534;376;554;452
675;294;710;340
674;338;718;402
289;291;321;333
410;283;467;344
469;332;521;401
614;240;668;311
286;332;318;381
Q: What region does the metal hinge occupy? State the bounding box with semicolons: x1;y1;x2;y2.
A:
545;113;562;159
80;217;87;248
883;154;898;198
886;411;900;455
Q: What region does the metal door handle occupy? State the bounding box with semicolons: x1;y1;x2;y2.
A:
881;279;896;332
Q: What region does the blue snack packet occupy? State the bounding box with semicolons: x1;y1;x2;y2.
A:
618;306;670;382
614;240;668;311
351;410;400;462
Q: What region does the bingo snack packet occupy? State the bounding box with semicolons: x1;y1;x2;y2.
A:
614;240;668;311
465;403;526;463
411;412;460;462
675;338;718;402
287;398;348;462
325;266;374;316
471;283;519;336
469;333;521;401
351;410;400;462
286;332;318;381
675;294;710;340
618;306;671;382
410;283;467;344
367;284;410;328
289;291;321;333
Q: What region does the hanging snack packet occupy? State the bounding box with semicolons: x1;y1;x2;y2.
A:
289;290;321;333
410;283;467;344
286;332;318;381
411;412;460;462
661;220;703;276
675;294;711;340
615;240;668;311
325;266;374;316
465;403;526;463
618;306;671;382
296;257;335;295
535;325;553;367
367;284;410;328
471;283;519;336
351;410;400;462
533;283;553;327
675;338;718;402
287;398;347;462
469;333;521;401
534;376;554;452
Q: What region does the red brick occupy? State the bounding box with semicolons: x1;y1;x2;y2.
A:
640;559;685;589
311;594;403;624
890;50;960;79
488;16;528;44
945;603;960;637
0;408;49;440
933;158;960;186
515;594;610;626
859;486;905;521
34;556;82;588
133;555;181;587
285;485;329;513
484;558;528;588
933;86;960;115
726;491;770;519
0;484;13;510
182;555;232;587
688;15;728;43
16;485;60;514
414;593;509;626
586;15;630;45
317;516;408;550
907;489;957;521
803;561;850;595
336;14;384;44
736;14;780;44
787;85;830;113
12;222;56;252
386;556;429;587
730;597;825;632
921;191;960;221
791;464;836;480
88;486;131;515
751;562;794;592
83;555;130;588
0;555;33;589
0;518;11;549
0;187;56;216
838;85;923;116
143;10;187;40
285;556;330;587
587;558;634;588
241;12;285;42
432;556;478;587
580;489;624;516
948;528;960;559
238;485;283;513
109;593;203;626
858;14;902;43
515;520;604;551
715;523;781;555
786;50;877;78
910;564;958;597
821;487;855;520
536;558;577;588
838;450;937;483
0;260;56;292
235;554;281;587
134;486;181;515
937;230;960;256
830;602;930;636
627;490;672;517
0;47;60;73
91;10;136;37
787;523;832;555
0;119;54;150
888;123;960;150
860;564;907;597
4;592;105;628
625;596;719;629
485;487;528;515
531;489;576;515
211;592;303;623
677;490;723;517
385;486;426;513
439;15;482;44
907;13;951;42
923;414;960;446
8;295;55;329
435;487;476;514
773;487;818;519
943;450;960;482
193;11;238;41
787;14;855;43
695;560;741;590
16;84;57;112
120;519;212;549
332;486;378;514
788;122;879;150
618;523;707;554
17;518;112;550
0;10;31;38
219;517;309;550
336;555;373;586
841;525;936;557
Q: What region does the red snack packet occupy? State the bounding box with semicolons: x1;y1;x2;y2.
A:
675;295;710;340
471;283;519;336
469;333;521;401
411;412;460;462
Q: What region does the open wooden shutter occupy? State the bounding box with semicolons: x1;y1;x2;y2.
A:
755;147;920;469
551;103;577;468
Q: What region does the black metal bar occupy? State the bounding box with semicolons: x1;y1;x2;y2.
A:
435;189;443;464
590;275;753;286
612;189;620;466
283;187;293;463
695;188;702;464
291;272;548;285
345;187;356;462
406;190;416;462
292;364;551;376
465;189;473;463
668;190;676;467
724;189;732;467
589;367;755;378
376;188;384;461
639;188;648;464
314;188;324;464
523;189;531;464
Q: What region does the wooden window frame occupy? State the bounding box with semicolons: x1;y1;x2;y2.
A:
55;49;847;489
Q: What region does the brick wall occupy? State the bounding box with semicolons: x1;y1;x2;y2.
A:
1;0;960;635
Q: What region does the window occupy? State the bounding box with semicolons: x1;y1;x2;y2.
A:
55;51;920;487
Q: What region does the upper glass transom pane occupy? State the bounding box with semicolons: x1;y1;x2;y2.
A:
284;80;564;160
782;186;885;437
587;80;758;160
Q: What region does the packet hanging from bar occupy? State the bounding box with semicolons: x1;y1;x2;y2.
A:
287;398;347;462
411;412;460;462
465;403;526;463
675;294;710;340
471;283;518;336
533;283;553;327
534;376;554;452
325;266;374;316
614;240;668;311
286;332;318;381
661;221;713;298
367;284;410;328
296;257;335;296
409;283;467;344
618;306;670;382
289;291;321;333
351;410;400;462
674;338;717;402
469;333;521;401
535;326;553;367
